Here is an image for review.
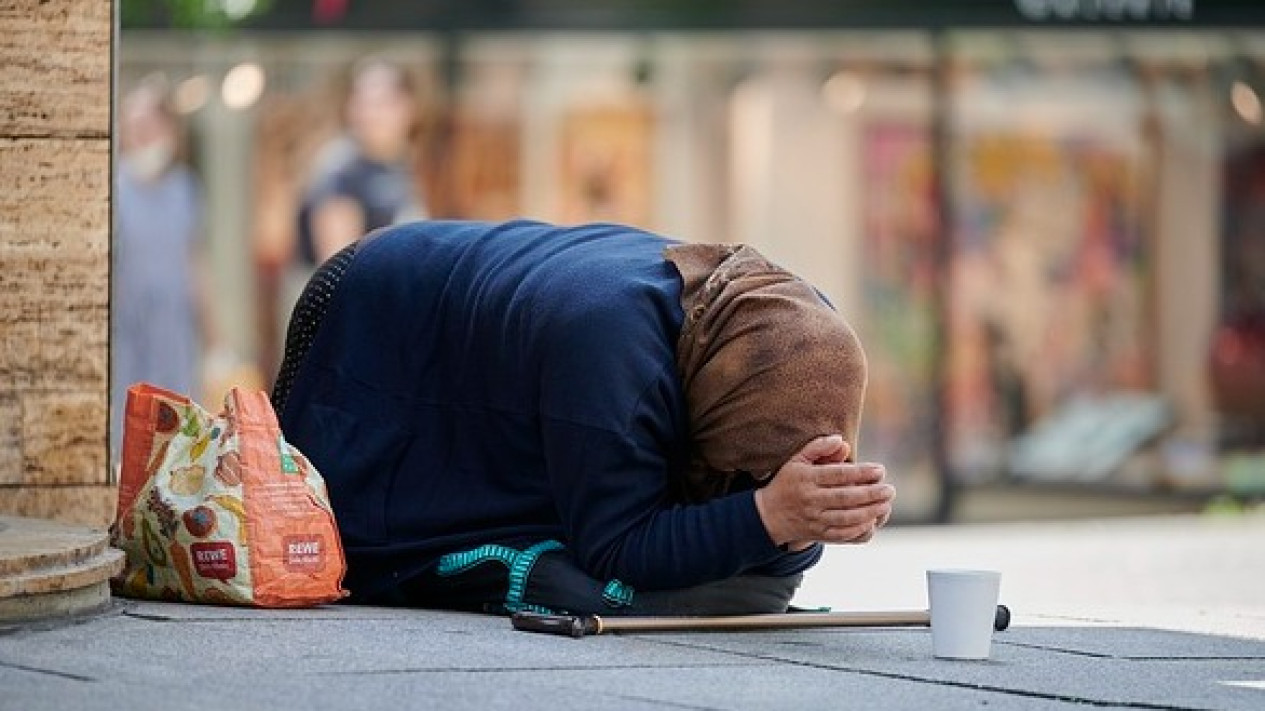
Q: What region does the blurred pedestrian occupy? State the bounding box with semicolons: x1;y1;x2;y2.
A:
111;81;218;460
298;57;426;266
270;58;427;380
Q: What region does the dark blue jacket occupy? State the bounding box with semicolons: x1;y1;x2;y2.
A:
280;220;820;601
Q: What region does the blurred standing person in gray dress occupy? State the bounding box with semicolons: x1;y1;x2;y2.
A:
112;81;217;461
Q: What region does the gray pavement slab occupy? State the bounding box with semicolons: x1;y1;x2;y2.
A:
3;604;753;679
0;666;679;711
5;605;1265;711
650;627;1265;710
4;514;1264;710
1;663;1083;711
998;625;1265;659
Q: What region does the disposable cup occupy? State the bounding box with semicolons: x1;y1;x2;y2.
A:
926;569;1002;660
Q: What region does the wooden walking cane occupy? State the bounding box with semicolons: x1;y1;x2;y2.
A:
512;605;1011;639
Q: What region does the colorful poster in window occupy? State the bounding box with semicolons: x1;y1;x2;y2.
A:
556;103;654;228
1212;143;1265;430
946;133;1153;478
445;112;522;221
859;123;939;478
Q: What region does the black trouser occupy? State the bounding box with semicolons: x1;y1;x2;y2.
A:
388;548;802;617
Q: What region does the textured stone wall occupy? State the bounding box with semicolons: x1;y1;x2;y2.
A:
0;1;115;526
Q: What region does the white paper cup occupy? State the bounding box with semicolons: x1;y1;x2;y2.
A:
927;569;1002;660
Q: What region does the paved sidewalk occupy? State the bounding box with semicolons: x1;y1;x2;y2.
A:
3;513;1264;710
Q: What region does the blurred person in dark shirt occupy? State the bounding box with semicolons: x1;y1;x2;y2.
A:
297;57;426;266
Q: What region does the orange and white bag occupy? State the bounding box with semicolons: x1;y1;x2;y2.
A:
111;383;347;607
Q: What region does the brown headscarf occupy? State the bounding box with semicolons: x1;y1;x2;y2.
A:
665;243;868;502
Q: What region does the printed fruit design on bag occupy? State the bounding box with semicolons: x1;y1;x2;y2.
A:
214;451;242;487
113;394;254;604
169;465;206;496
182;506;218;538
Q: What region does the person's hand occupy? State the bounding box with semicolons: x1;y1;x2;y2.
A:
753;435;894;550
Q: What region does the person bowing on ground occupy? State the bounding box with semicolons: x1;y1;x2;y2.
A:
273;219;892;616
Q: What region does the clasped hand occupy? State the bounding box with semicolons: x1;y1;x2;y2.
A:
754;434;894;550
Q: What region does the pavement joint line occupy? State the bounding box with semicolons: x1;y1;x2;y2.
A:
119;609;526;625
1023;614;1130;625
120;610;473;626
639;637;1224;711
1021;612;1265;627
998;640;1265;661
316;662;772;675
600;691;725;711
121;610;369;623
0;659;96;683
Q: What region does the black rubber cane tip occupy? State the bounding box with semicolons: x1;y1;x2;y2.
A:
994;604;1011;631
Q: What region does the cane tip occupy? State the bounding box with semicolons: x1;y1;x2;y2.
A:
995;604;1011;631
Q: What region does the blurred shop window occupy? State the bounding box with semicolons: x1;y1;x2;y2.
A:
251;88;332;381
945;88;1155;482
1213;142;1265;447
430;60;526;221
858;122;939;498
443;110;523;220
557;103;655;228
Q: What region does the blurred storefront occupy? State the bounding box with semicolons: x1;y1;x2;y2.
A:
120;0;1265;521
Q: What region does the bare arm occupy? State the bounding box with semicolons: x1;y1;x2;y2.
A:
312;196;366;264
189;242;222;351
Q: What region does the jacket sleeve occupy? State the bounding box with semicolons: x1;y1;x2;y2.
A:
540;365;814;590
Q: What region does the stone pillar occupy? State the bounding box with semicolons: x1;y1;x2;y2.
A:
0;0;116;527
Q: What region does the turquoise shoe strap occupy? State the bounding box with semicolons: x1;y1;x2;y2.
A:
436;540;566;614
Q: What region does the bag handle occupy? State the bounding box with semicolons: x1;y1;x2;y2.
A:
227;387;283;433
117;383;193;523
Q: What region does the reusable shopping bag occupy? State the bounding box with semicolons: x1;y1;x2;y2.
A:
111;383;347;607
